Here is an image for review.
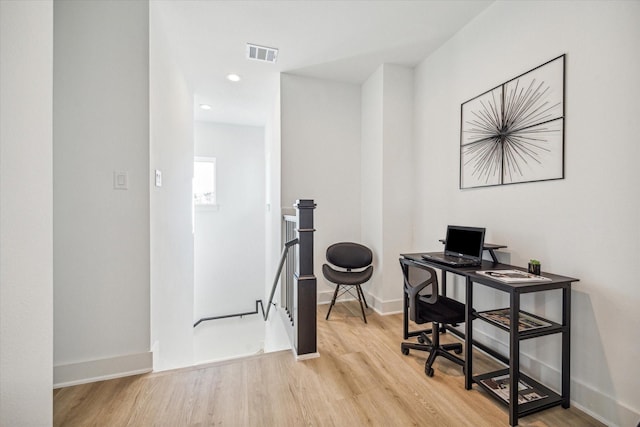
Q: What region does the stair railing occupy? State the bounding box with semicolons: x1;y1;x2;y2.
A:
192;199;317;357
192;237;298;327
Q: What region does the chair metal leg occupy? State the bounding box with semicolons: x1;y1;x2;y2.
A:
401;341;434;353
401;321;465;377
326;283;369;323
355;285;367;323
437;348;465;367
357;284;369;308
325;285;340;320
419;331;433;346
442;342;463;353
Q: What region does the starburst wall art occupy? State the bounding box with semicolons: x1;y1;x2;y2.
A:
460;55;565;189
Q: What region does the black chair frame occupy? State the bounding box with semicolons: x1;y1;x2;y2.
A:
323;242;373;323
326;278;370;322
399;258;465;377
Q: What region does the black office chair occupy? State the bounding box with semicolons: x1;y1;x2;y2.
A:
322;242;373;323
399;258;465;377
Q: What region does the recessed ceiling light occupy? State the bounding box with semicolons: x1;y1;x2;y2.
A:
199;104;212;110
226;74;241;82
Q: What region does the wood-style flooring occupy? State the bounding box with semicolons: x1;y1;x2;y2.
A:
53;302;605;426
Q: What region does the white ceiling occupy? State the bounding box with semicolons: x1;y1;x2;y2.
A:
153;0;493;126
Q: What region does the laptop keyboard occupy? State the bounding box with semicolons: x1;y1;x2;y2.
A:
422;253;480;266
443;255;476;265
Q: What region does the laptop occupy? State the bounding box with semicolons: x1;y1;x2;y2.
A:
421;225;486;267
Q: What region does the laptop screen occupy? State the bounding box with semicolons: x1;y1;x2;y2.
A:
444;225;486;260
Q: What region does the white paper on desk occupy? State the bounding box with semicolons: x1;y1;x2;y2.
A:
477;269;551;283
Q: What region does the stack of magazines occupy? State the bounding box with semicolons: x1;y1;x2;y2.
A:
477;308;552;331
480;374;548;404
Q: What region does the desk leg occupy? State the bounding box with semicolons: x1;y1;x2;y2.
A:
441;272;447;333
509;292;520;426
442;270;447;295
464;276;473;390
403;289;409;340
562;286;571;408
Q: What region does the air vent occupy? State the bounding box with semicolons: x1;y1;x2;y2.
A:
246;43;278;63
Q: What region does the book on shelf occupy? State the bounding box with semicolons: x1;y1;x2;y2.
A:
477;308;552;331
476;269;551;283
480;374;548;404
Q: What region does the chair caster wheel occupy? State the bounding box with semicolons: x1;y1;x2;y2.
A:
454;347;463;354
417;335;425;344
425;366;434;377
401;346;409;356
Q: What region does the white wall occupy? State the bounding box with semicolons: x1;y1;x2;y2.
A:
53;0;151;385
265;88;282;290
361;67;384;302
263;88;293;353
0;1;53;424
281;67;411;312
361;64;414;311
192;122;266;362
381;65;414;304
280;74;362;298
149;1;195;372
412;1;640;425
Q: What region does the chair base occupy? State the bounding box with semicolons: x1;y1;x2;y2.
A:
400;324;464;377
325;283;369;323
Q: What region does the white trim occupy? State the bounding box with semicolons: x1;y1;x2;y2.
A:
366;292;403;315
193;349;265;367
195;203;219;212
317;289;338;305
53;351;153;389
294;350;320;361
317;290;404;315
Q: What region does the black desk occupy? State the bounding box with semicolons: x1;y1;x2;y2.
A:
401;252;578;426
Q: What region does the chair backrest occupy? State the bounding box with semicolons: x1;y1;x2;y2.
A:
326;242;372;270
399;258;440;322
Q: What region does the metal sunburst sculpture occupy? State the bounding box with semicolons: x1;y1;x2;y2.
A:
460;55;565;189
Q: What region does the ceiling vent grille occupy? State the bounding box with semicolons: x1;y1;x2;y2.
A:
246;43;278;63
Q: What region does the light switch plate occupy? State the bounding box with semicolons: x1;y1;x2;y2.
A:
155;169;162;187
114;170;128;190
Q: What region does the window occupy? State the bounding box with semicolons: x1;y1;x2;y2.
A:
193;157;216;206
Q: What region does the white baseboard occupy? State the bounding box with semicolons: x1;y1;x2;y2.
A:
571;378;639;427
365;292;403;315
318;289;403;314
317;290;335;305
53;351;153;389
294;350;320;361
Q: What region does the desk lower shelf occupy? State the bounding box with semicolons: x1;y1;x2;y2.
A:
474;308;565;339
473;369;563;417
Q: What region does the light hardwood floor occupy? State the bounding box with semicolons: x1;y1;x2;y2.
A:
54;302;605;426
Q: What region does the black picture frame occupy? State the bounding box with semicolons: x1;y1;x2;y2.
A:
460;55;565;189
